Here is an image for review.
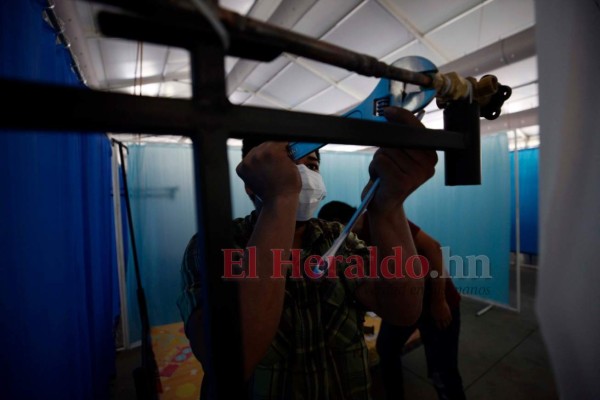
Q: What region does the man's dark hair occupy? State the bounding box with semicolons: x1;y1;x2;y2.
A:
318;201;356;224
242;140;320;161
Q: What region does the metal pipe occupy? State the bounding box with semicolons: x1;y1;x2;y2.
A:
513;130;522;313
218;7;433;87
93;0;433;86
110;140;131;350
0;78;466;150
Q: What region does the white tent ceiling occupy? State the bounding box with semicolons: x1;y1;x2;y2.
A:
55;0;538;150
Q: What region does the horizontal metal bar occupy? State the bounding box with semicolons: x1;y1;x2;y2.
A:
217;8;433;86
227;105;465;150
93;0;433;86
97;11;282;63
0;78;464;150
0;78;204;135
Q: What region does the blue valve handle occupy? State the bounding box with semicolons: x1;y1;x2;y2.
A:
287;56;437;274
288;56;437;162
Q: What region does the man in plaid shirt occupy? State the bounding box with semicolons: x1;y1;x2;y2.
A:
178;107;437;399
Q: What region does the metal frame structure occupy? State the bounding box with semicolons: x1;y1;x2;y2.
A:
0;1;488;398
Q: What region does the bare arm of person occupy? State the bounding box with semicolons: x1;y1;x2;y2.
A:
356;107;438;326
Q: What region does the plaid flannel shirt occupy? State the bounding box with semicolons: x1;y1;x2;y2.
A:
178;211;372;399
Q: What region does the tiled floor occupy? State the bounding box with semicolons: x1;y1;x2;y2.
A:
394;265;558;399
113;265;558;399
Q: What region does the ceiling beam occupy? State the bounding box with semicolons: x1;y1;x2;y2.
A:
238;85;291;109
480;107;538;134
427;0;496;37
439;26;536;76
105;70;190;90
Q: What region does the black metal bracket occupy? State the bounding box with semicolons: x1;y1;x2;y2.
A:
0;1;488;398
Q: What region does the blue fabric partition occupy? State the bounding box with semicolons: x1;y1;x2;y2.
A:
125;146;374;338
510;148;539;254
318;152;373;211
128;136;510;331
126;144;198;342
404;133;511;305
0;2;119;398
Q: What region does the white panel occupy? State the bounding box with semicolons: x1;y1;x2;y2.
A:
293;0;364;37
504;83;538;108
139;83;160;97
294;87;359;115
112;82;162;97
85;38;108;87
167;48;190;64
260;63;331;107
243;56;290;91
243;95;282;109
225;57;239;74
74;1;98;35
392;0;482;33
321;0;414;58
427;0;535;61
421;111;444;130
220;0;255;15
321;144;372;152
159;81;192;98
295;57;353;83
502;82;538;114
536;1;600;398
380;41;446;70
99;39;168;82
338;74;379;100
507;82;538;101
163;62;190;78
504;95;538;114
229;90;253;104
479;56;538;89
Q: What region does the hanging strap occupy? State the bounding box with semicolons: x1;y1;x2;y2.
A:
114;140;162;399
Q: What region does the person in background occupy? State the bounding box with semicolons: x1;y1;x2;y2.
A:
177;107;437;399
376;220;465;400
317;200;364;234
319;201;465;399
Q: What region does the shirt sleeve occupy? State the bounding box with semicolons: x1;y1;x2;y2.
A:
177;216;252;332
407;219;421;238
338;225;372;303
177;234;203;331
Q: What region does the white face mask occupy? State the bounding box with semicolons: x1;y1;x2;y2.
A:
296;164;327;221
252;164;327;221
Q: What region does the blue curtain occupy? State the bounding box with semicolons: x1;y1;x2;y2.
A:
318;152;372;212
124;146;373;340
0;1;119;399
125;144;198;342
125;136;511;325
510;148;539;254
404;133;511;305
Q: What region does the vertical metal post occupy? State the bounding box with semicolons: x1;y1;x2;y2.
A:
513;130;522;313
189;40;245;399
111;141;130;350
443;100;481;186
